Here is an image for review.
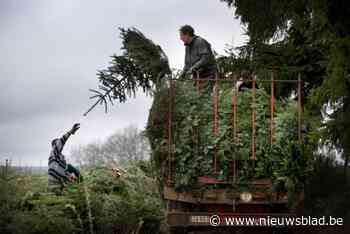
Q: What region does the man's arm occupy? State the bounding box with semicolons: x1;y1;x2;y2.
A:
51;132;70;155
181;64;189;75
191;54;210;72
52;123;80;154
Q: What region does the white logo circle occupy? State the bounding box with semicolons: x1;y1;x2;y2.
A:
209;215;221;226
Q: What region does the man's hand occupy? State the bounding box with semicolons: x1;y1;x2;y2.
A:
70;123;80;135
179;68;195;79
68;174;76;182
179;70;187;79
111;167;122;178
186;67;194;75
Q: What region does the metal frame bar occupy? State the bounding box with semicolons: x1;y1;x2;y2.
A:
195;72;201;169
251;76;257;161
167;77;174;184
298;73;302;144
232;74;238;184
213;72;220;174
174;78;300;83
270;71;275;145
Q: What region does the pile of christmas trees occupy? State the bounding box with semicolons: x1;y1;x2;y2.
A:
147;80;312;194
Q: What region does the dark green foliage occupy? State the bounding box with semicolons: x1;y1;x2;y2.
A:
84;27;170;116
120;28;171;81
219;0;350;224
221;0;295;42
219;0;350;98
216;46;253;74
0;161;165;234
0;173;79;234
220;0;350;178
305;154;350;219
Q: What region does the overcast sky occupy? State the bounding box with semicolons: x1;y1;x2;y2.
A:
0;0;247;166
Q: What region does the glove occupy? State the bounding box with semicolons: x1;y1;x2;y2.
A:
70;123;80;135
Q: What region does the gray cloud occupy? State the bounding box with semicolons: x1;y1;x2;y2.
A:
0;0;247;166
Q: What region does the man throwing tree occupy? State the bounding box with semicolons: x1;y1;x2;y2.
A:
48;123;83;193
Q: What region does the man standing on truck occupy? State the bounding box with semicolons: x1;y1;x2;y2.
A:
179;25;217;82
48;123;83;193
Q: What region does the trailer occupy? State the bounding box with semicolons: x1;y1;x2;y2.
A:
160;72;305;233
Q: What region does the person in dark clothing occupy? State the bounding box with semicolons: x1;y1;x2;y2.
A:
48;123;83;193
179;25;217;80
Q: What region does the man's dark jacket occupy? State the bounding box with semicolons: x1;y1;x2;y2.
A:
183;35;217;77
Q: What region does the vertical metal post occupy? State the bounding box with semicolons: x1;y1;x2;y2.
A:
232;74;238;183
251;76;257;161
233;75;238;144
298;73;302;144
195;72;200;160
213;72;219;174
270;71;275;145
167;78;173;184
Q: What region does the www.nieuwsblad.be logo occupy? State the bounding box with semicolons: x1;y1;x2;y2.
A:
207;215;344;227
